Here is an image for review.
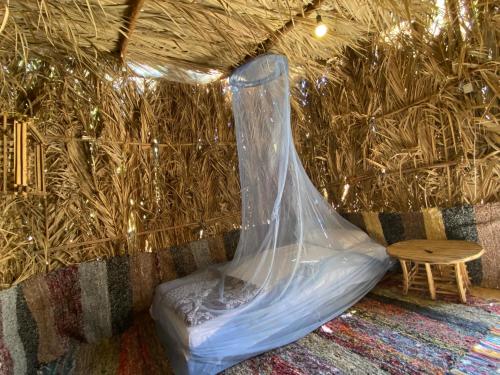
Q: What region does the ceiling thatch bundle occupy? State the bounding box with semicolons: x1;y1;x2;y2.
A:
1;0;436;83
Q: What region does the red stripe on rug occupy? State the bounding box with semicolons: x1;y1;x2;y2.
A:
0;302;13;375
0;342;14;375
117;324;151;375
270;355;304;375
46;266;85;341
136;321;157;373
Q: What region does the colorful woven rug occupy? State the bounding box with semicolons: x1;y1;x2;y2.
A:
451;325;500;374
40;278;499;375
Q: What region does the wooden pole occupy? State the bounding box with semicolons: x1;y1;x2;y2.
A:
21;120;27;192
226;0;323;74
117;0;147;62
13;120;20;189
2;113;7;193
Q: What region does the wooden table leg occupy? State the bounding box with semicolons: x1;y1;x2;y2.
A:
460;262;471;288
424;263;436;300
455;263;467;303
400;260;409;295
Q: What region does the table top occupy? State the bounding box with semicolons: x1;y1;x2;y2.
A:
387;239;484;264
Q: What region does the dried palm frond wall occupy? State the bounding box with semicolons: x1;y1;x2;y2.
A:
0;2;498;288
0;61;241;288
295;2;499;213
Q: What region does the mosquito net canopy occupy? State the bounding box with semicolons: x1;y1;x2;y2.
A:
151;54;392;375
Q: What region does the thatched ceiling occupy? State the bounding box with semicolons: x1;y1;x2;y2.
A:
0;0;437;83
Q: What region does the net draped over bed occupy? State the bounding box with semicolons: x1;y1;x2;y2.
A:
151;54;392;375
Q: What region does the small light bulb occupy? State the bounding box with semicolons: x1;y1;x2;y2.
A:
315;23;328;38
315;14;328;38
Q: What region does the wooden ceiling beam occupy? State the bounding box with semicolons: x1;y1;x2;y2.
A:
228;0;323;72
117;0;147;61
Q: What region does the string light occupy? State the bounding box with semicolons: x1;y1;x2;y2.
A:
316;75;328;96
298;79;309;106
315;14;328;38
151;138;161;212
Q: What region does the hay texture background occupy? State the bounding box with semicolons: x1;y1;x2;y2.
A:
0;0;498;287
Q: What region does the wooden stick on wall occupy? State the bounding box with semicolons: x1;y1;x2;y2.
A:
13;120;28;195
28;120;46;194
2;113;7;193
14;120;20;189
21;120;27;191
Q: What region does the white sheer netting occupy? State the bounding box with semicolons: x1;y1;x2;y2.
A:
151;54;392;375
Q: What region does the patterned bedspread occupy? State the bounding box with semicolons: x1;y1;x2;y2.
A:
161;271;258;327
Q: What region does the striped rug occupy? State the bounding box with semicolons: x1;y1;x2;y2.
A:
39;279;499;375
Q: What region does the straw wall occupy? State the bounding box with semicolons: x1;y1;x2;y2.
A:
295;47;499;212
0;60;241;288
0;2;498;288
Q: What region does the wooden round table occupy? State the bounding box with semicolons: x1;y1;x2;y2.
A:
387;240;484;303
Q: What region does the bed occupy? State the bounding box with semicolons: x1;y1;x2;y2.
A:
151;54;392;375
150;234;390;375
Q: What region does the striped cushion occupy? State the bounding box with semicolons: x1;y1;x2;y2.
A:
0;230;238;371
